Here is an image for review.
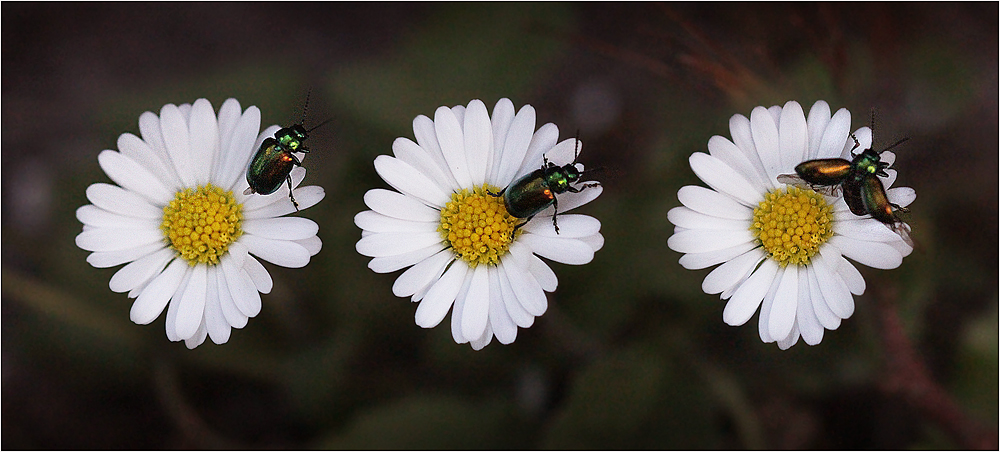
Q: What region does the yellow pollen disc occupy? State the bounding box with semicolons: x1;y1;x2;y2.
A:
438;184;521;268
161;183;243;266
751;186;834;267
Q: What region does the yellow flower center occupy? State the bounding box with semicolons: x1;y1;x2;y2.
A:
161;183;243;266
751;186;834;267
438;184;520;267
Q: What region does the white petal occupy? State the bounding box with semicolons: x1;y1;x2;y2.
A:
392;248;453;297
163;268;188;341
130;258;187;324
356;231;443;258
689;153;763;206
488;267;518;344
434;106;472;188
521;214;600;238
450;275;472;343
85;242;166;268
415;262;467;328
187;99;219;186
778;101;807;172
677;185;753;220
368;244;445;274
76;227;165;252
241;234;311;268
244;256;273;294
495;103;535;186
354;210;437;233
702;248;764;295
677;241;758;270
204;268;232;345
159;103;197;187
834;255;866;295
216;264;248;328
729;113;765;176
750;106;781;180
469;322;493;350
708;135;769;192
722;259;778;326
667;228;755;254
501;259;546;317
184;324;208;349
242;217;319;240
363;188;441;222
98;150;174;205
518;123;559;176
86;183;162;219
393;137;459;193
528;254;558;292
818;108;853;159
811;254;853;319
374;155;451;207
828;235;903;269
295;235;323;257
834;217;904;243
219;106;262;191
463;100;493;185
242;185;326;219
886;186;916;207
461;265;490;341
518;234;594;265
498;264;534;328
756;272;781;343
667;206;749;231
117;133;182;191
77;205;161;229
768;265;799;341
797;275;824;346
849;126;873;156
776;323;800;350
806;265;840;330
109;247;174;293
221;255;261;317
806;100;832;158
175;263;207;339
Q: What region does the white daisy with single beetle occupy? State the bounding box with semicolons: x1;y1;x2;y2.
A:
667;100;914;349
76;98;324;348
355;98;604;350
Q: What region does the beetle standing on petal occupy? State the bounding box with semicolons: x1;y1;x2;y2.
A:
490;138;601;233
778;131;913;247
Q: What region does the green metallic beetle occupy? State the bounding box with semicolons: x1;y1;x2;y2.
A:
491;139;601;234
244;124;313;211
777;132;912;246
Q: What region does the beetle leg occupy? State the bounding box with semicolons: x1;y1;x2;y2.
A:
848;132;861;157
550;195;560;234
487;187;507;197
286;174;299;211
565;182;601;193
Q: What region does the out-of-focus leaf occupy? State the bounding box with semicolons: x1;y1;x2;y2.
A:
313;394;519;449
328;3;576;131
541;344;716;448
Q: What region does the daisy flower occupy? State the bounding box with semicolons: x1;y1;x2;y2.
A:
667;100;915;349
75;98;324;348
355;98;604;350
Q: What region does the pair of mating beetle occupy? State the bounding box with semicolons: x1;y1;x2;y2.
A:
246;113;911;243
245;119;599;232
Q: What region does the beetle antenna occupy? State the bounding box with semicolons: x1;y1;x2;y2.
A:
307;118;332;133
301;88;312;125
879;137;910;153
573;129;581;162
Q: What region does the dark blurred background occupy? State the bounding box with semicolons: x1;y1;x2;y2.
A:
2;3;997;449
